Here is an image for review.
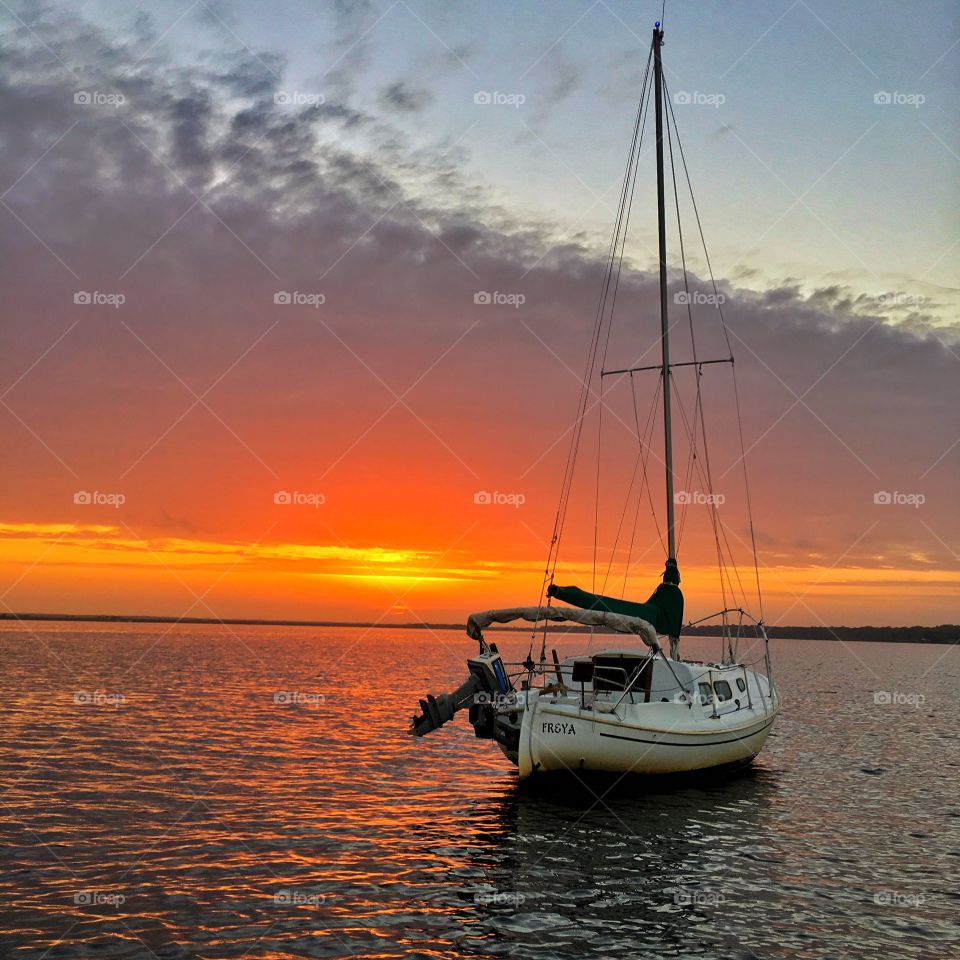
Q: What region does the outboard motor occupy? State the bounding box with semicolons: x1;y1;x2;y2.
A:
410;646;511;737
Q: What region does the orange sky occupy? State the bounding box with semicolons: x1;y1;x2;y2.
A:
1;5;957;628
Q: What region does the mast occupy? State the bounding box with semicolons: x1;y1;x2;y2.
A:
653;23;676;563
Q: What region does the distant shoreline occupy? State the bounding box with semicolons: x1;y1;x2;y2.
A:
0;612;956;644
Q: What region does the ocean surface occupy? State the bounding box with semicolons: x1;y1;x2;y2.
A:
0;622;957;959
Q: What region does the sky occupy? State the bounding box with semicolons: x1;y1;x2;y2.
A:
0;0;957;628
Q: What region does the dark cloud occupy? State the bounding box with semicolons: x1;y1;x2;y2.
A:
379;80;433;113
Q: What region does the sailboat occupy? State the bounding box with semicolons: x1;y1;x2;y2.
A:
410;20;780;779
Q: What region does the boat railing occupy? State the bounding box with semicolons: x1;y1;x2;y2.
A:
685;607;777;712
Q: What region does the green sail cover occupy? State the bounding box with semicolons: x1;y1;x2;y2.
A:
547;582;683;637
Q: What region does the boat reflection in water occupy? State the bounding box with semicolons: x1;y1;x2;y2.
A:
429;766;779;958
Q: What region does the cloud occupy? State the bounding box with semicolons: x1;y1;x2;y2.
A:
379;80;433;113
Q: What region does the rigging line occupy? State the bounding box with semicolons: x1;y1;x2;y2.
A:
621;372;665;596
593;373;603;592
600;444;642;594
592;95;651;592
662;74;733;356
594;79;656;593
663;74;764;617
634;371;666;551
731;369;764;618
601;60;654;374
623;377;658;596
602;371;660;595
542;43;654;651
664;97;727;595
671;374;752;614
528;46;652;647
678;431;753;614
669;374;730;609
545;43;653;584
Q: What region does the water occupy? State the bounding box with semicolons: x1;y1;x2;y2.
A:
0;623;957;959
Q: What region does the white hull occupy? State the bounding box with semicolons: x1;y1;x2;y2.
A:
517;692;778;778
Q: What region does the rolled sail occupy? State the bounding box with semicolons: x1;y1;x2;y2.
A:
466;606;659;648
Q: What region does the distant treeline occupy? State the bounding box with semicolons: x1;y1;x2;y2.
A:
1;612;957;644
682;624;959;644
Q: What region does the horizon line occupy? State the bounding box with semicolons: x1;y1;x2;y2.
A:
0;612;956;640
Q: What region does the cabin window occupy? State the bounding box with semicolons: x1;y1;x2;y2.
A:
593;655;652;700
736;677;746;692
698;682;712;702
714;680;733;702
